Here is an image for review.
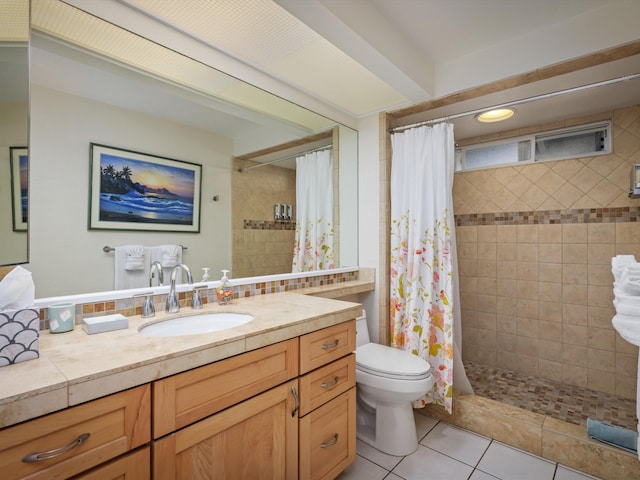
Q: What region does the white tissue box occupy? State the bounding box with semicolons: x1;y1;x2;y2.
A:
0;307;40;367
82;314;129;335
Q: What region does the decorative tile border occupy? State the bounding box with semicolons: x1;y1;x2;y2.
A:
455;206;640;227
39;270;358;330
244;219;295;230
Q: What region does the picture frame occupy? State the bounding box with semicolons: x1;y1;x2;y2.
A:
89;143;202;232
10;147;28;232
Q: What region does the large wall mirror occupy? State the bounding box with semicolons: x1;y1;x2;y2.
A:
0;0;29;266
27;0;358;298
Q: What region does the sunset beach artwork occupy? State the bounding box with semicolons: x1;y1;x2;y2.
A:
89;144;202;232
10;147;28;232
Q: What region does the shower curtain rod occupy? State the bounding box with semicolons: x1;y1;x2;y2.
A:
390;73;640;134
238;144;333;172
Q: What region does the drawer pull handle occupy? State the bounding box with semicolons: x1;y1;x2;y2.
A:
321;339;339;350
321;376;340;389
291;386;300;417
321;433;339;448
22;433;90;463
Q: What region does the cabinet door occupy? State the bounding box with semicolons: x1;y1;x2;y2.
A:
154;338;298;438
299;388;356;480
72;447;150;480
153;380;299;480
0;385;150;480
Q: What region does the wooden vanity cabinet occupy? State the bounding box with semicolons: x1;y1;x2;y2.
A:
0;384;150;480
298;321;357;480
151;320;357;480
0;319;357;479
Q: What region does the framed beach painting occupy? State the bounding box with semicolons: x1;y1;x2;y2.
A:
10;147;28;232
89;144;202;232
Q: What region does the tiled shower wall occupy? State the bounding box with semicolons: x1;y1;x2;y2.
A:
232;160;297;278
455;104;640;399
232;128;341;278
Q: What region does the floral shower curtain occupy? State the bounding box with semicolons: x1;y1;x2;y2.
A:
292;149;334;272
390;122;471;413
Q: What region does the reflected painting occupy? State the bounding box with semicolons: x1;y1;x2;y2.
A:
10;147;28;232
89;144;201;232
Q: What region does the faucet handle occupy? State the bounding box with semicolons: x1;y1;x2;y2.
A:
134;291;156;318
191;284;207;310
191;285;208;310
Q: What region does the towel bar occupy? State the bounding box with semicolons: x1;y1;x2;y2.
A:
103;245;187;253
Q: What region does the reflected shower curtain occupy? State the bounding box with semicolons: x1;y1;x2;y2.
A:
390;123;472;414
292;149;334;272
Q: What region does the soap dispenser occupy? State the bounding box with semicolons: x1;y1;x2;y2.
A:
216;270;233;305
201;267;211;282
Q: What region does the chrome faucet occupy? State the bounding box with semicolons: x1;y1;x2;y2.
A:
165;263;194;313
150;261;164;287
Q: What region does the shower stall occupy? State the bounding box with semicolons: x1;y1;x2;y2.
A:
452;102;640;433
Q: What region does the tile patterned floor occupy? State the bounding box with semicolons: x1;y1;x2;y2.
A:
338;414;602;480
464;361;637;430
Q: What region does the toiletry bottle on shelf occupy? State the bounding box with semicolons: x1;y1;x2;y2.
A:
216;270;233;305
202;267;211;282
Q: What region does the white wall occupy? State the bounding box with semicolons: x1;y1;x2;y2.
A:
357;114;381;343
0;102;28;265
28;86;233;297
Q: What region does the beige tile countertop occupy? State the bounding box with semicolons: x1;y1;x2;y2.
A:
0;292;362;429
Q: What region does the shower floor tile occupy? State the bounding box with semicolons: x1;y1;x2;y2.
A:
464;361;637;430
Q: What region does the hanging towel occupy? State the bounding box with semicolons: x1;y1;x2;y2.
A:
114;245;150;290
125;245;145;271
161;245;181;268
586;418;638;454
150;245;183;284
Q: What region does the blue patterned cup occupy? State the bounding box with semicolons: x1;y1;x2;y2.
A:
48;302;75;333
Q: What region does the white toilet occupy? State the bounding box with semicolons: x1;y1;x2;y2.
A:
355;310;434;456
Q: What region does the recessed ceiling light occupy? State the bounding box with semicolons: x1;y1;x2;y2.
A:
475;108;516;123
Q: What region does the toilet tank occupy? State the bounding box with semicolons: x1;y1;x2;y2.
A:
355;309;370;347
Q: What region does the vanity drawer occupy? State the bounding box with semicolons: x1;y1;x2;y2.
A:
0;384;150;480
153;338;298;438
299;320;356;374
298;354;355;417
299;387;356;480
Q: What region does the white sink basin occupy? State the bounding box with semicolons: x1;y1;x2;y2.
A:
139;312;254;337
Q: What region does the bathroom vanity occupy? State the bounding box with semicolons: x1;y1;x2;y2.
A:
0;292;360;479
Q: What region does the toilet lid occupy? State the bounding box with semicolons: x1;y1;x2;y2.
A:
356;343;432;380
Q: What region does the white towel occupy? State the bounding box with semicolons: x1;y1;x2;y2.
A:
619;271;640;296
161;245;181;268
125;245;145;271
612;257;639;283
150;245;183;284
114;245;150;290
614;296;640;316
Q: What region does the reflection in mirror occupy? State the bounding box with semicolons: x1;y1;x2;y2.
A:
232;127;360;278
0;0;29;266
28;0;358;298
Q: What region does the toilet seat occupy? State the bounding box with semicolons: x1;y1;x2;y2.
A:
356;343;432;381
